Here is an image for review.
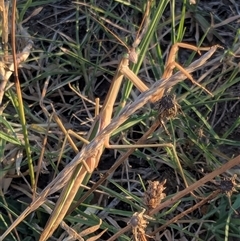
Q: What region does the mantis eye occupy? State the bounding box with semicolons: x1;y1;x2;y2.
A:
128;47;139;64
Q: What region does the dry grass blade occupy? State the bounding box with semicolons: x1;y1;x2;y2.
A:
79;219;103;237
80;219;107;241
61;219;107;241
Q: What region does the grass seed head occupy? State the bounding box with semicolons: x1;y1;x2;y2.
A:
158;95;179;121
144;180;167;209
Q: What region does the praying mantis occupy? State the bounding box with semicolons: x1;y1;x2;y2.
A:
0;1;221;241
38;4;219;241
